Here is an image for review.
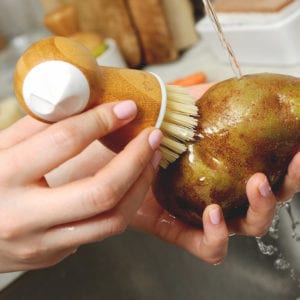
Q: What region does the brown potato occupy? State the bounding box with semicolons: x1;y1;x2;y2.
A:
153;73;300;227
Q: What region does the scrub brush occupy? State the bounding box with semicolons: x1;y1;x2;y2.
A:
14;36;198;168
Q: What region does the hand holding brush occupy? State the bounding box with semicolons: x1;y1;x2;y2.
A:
14;36;198;168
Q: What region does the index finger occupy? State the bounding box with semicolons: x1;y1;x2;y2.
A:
1;101;137;184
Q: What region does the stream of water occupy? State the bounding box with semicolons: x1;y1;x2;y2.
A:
201;0;300;296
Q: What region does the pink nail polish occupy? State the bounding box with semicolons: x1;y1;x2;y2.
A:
148;129;163;150
209;208;221;225
113;100;137;120
259;180;271;197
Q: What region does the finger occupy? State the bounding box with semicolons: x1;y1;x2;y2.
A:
14;246;78;271
200;205;229;264
186;83;215;100
45;141;115;187
276;152;300;202
24;128;162;227
0;115;48;149
131;195;228;264
228;173;277;236
1;101;137;184
42;155;160;249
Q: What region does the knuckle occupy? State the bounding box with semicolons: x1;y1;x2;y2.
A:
86;183;119;212
89;108;113;134
106;212;128;236
0;221;22;241
15;245;41;263
50;123;79;150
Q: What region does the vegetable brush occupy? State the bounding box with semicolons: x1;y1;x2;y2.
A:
14;36;198;168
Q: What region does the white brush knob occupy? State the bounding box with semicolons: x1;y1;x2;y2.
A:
22;60;90;122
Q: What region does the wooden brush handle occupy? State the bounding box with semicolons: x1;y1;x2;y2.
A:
14;36;163;152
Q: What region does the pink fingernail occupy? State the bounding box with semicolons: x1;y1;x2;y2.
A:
148;129;163;150
151;150;162;169
209;207;221;225
113;100;137;120
259;180;271;197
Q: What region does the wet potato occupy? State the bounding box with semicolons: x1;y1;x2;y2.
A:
153;73;300;227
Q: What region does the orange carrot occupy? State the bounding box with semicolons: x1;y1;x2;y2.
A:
168;72;207;87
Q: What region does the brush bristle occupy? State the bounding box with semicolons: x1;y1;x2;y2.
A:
159;85;198;169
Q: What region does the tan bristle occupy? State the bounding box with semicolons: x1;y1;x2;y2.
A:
164;111;198;128
160;122;195;141
159;85;198;169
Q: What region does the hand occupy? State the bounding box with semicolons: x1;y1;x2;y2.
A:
130;84;300;265
44;84;300;266
0;100;162;272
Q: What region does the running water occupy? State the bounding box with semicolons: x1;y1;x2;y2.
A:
201;0;300;295
255;202;300;291
202;0;242;79
284;201;300;241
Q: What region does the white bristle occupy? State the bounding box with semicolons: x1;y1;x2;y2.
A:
160;122;195;141
167;101;198;116
161;136;187;154
164;111;198;128
159;84;199;169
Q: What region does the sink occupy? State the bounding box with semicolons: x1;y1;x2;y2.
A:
0;195;299;300
0;31;299;300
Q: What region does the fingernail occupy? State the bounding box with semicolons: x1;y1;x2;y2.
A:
113;100;137;120
151;150;162;169
259;179;271;197
148;129;163;150
209;207;221;225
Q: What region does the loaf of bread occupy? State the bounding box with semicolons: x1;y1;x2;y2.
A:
213;0;294;13
161;0;198;51
127;0;178;65
41;0;142;67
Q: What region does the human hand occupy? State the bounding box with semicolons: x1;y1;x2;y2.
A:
0;100;162;272
130;83;300;265
44;83;300;266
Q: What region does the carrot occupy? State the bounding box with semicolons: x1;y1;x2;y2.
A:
168;72;207;87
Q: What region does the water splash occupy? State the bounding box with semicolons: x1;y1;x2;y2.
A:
274;254;290;271
268;208;281;240
284;201;300;241
255;237;278;256
255;200;300;293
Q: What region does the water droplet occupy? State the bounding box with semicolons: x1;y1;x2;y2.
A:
268;209;281;240
199;177;206;182
255;237;278;256
274;255;290;271
284;201;300;241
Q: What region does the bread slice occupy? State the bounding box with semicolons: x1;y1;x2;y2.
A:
161;0;198;51
127;0;178;65
213;0;294;13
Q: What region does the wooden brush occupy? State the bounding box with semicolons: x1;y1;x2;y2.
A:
14;36;198;168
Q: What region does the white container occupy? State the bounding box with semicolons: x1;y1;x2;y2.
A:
96;38;127;68
196;1;300;66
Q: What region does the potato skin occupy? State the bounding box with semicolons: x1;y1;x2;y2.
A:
153;73;300;227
